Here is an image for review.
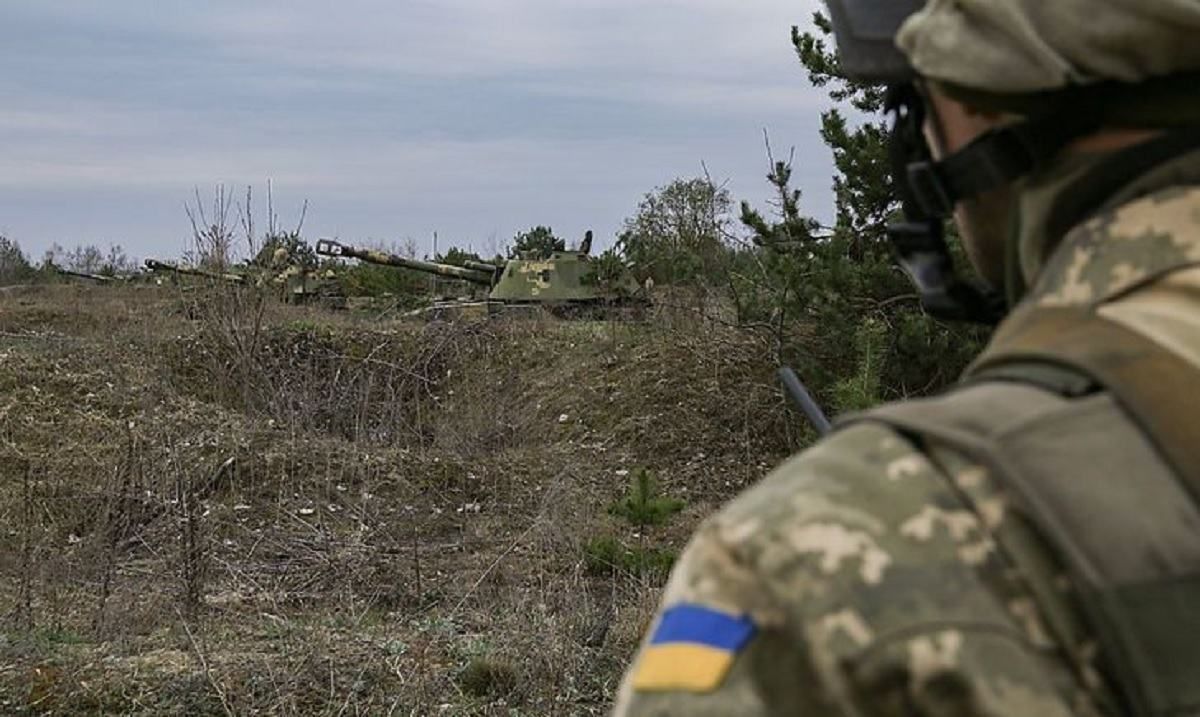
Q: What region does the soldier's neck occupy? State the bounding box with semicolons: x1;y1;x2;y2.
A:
1009;140;1200;303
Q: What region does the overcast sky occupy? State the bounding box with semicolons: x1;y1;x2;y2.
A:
1;0;833;261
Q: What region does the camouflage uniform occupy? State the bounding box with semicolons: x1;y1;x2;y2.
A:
614;147;1200;717
614;1;1200;709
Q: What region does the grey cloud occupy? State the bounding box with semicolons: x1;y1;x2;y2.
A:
0;0;835;259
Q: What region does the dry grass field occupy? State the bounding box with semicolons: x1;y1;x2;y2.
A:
0;282;804;715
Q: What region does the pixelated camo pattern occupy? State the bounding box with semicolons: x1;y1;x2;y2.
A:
614;424;1110;716
1033;185;1200;307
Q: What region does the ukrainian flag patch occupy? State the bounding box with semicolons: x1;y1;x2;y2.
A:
632;603;757;692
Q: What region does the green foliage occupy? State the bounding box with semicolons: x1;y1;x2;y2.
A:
16;626;88;650
582;248;634;297
618;177;733;285
254;232;317;270
0;236;34;284
739;161;822;250
436;246;486;267
582;537;676;578
830;319;885;413
510;226;564;260
608;469;684;528
335;242;429;303
284;318;326;335
589;469;682;579
729;15;986;412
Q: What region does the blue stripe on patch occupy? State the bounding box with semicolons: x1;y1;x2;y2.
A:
649;603;756;651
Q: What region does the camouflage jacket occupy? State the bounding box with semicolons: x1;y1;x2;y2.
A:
614;146;1200;716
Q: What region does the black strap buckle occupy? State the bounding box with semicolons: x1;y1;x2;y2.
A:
888;220;1005;324
906;161;955;217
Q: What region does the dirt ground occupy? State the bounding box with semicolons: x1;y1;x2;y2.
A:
0;283;804;715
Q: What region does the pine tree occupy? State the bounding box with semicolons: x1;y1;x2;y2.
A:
608;469;685;530
0;236;34;284
737;14;986;412
509;226;564;260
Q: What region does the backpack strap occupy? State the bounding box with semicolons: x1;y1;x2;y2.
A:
843;302;1200;716
850;380;1200;716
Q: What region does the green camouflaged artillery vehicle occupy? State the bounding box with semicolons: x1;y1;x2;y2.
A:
315;237;646;319
144;258;345;308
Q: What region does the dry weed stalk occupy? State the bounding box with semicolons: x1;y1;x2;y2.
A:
177;607;236;717
18;460;35;630
185;184;236;271
169;444;213;620
92;431;141;634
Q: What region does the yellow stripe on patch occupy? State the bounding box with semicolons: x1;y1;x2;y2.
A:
631;643;735;692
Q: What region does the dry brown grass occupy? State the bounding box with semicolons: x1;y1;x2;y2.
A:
0;282;802;715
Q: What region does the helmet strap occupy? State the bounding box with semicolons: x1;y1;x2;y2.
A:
883;82;1101;324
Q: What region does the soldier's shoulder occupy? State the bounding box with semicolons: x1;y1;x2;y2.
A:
715;420;944;538
1034;183;1200;307
652;415;1091;714
694;417;992;612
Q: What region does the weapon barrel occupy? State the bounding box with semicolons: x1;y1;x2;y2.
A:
316;239;493;286
144;259;245;283
55;267;114;283
777;367;832;436
463;260;500;274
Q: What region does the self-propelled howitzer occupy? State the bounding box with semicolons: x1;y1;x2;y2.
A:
316;237;647;318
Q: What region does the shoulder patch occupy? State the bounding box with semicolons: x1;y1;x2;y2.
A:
631;603;757;693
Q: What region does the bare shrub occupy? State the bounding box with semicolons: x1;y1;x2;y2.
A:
173;454;212;619
185;185;236;271
178;185;278;417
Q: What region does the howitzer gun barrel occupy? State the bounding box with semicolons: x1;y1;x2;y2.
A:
55;267;114;283
463;260;500;274
315;239;493;286
144;259;245;283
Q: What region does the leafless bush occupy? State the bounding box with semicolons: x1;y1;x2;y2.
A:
185;184;237;271
180;185;277;418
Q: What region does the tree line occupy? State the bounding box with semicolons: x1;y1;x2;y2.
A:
0;237;140;284
608;13;986;412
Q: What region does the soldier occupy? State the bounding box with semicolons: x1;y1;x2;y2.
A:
271;245;290;269
615;1;1200;715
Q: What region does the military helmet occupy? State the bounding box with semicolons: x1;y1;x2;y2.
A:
822;0;1200;325
824;0;922;83
826;0;1200;101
